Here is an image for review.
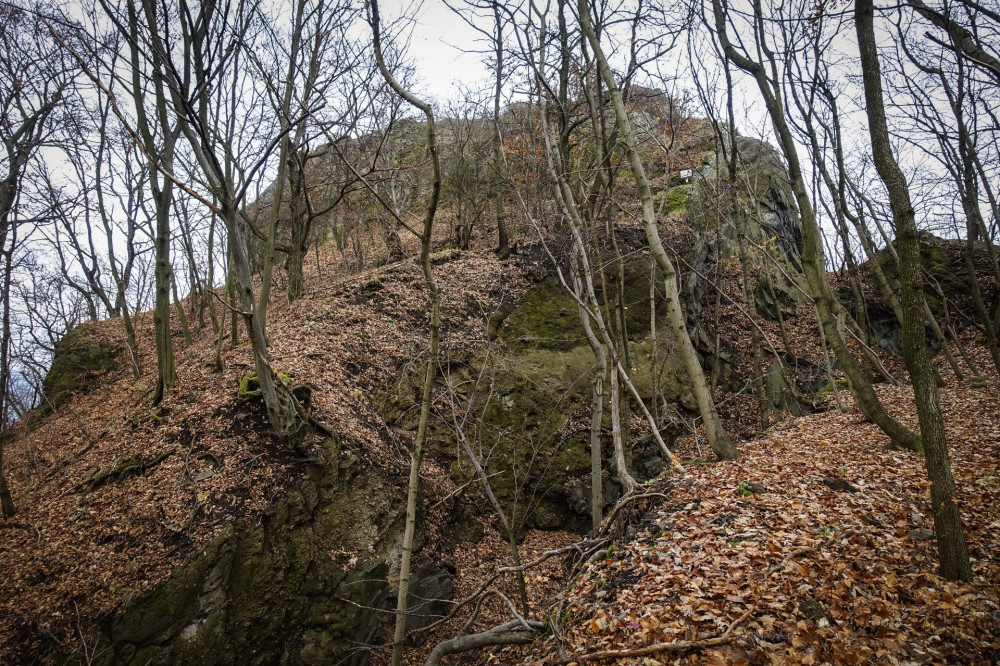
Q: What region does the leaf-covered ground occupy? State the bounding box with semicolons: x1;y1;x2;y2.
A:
517;361;1000;665
0;238;530;662
3;224;999;665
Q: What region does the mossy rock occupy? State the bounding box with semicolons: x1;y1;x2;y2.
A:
34;324;118;424
848;233;994;356
816;377;850;404
498;280;585;352
93;443;422;666
664;185;692;213
376;262;699;534
237;370;294;400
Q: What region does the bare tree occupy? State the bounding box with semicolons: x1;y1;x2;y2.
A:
122;0;306;436
709;0;922;451
0;1;78;516
855;0;972;582
367;2;444;663
580;0;739;460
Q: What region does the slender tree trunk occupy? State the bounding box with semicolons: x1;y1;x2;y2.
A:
608;361;636;494
259;0;304;318
649;258;660;422
287;240;306;302
580;0;738;460
227;242;238;346
493;1;510;258
0;238;15;517
370;3;444;663
818;319;847;412
957;155;1000;373
572;249;608;522
453;411;528;614
206;214;220;334
172;275;192;346
856;0;972;581
220;202;300;439
117;287;141;378
152;187;176;406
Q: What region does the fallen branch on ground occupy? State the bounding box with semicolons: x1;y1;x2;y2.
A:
424;619;545;666
598;492;671;538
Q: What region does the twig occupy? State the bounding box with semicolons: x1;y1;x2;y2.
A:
0;522;43;541
211;290;252;317
411;538;608;639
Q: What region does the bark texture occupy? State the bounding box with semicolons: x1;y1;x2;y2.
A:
856;0;972;581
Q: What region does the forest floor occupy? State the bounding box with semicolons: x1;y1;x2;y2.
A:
1;228;998;664
503;352;1000;665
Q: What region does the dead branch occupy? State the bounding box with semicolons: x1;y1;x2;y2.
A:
410;538;607;640
597;492;670;538
424;619;545;666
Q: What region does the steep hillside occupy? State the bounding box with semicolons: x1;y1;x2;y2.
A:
3;169;999;665
518;366;1000;664
0;237;534;663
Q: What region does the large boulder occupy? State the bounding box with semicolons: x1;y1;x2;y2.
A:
685;135;809;324
843;232;998;356
34;324;118;423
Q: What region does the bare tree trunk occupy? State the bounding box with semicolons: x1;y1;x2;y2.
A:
220;203;300;439
259;0;305;315
450;400;528;614
580;0;738;460
172;274;192;346
121;298;141;378
152;189;176;405
206;214;220;334
608;362;637;494
572;249;605;527
0;231;16;517
493;1;510;258
369;3;444;663
116;0;179;407
857;0;972;581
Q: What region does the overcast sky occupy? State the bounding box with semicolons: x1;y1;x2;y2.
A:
378;0;492;102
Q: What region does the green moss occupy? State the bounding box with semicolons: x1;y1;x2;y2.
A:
664;186;692;213
237;371;294;400
816;378;849;403
499;280;585;352
81;459;140;493
99;446;409;665
923;245;950;280
33;324;118;424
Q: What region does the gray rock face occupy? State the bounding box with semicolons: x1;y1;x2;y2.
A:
87;440;454;666
34;324;119;425
690;135;808;325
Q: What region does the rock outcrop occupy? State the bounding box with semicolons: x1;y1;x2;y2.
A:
85;438;456;666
